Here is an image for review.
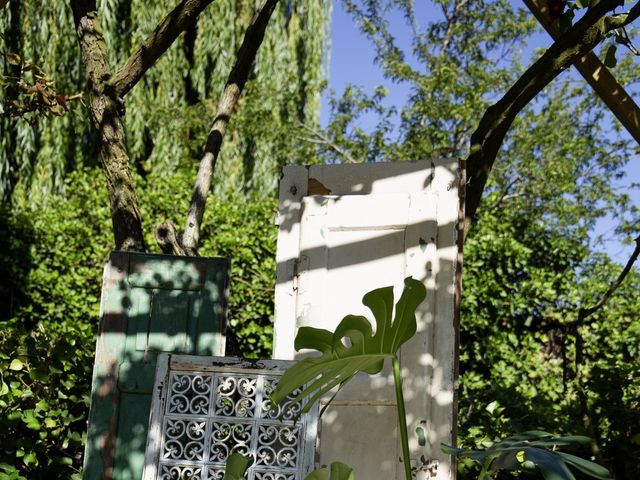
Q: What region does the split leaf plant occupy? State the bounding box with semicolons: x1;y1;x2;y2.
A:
442;431;614;480
272;277;427;480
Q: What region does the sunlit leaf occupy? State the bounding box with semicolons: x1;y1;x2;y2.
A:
272;278;426;413
9;359;23;371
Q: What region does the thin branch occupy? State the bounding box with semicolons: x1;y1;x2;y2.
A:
578;235;640;322
616;26;640;55
297;121;359;164
109;0;215;98
439;0;470;57
464;0;640;237
180;0;279;255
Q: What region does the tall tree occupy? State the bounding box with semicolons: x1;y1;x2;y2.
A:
307;1;640;477
1;0;329;250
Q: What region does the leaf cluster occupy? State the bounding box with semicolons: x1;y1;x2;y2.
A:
0;166;280;477
443;431;613;480
271;278;426;412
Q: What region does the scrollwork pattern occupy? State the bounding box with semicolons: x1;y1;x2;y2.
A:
155;369;309;480
209;421;253;463
254;472;296;480
167;374;212;415
214;376;258;418
261;379;303;421
255;425;299;467
163;419;206;461
159;464;202;480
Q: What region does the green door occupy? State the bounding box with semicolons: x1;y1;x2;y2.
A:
83;252;230;480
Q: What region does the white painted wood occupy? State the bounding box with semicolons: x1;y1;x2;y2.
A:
273;160;459;480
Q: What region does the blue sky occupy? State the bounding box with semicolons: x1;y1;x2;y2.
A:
320;1;639;264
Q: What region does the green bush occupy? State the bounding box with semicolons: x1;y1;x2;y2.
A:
0;171;111;479
0;166;277;478
458;210;640;479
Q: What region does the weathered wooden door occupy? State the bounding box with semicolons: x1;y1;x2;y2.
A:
274;160;460;480
83;252;230;480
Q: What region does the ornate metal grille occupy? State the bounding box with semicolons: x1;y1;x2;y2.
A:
143;355;317;480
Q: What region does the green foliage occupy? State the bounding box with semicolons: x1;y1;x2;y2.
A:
305;462;355;480
443;431;614;480
271;277;426;413
459;209;640;478
221;452;251;480
303;2;639;478
0;170;111;479
0;0;330;202
0;167;279;478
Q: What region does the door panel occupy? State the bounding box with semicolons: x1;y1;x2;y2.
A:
83;252;230;480
275;160;459;480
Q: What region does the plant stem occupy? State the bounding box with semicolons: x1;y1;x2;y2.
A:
392;355;413;480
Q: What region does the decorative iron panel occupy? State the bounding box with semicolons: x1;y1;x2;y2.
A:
143;355;318;480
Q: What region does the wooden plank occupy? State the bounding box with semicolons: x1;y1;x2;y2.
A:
524;0;640;145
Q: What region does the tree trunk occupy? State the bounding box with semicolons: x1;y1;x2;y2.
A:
70;0;145;251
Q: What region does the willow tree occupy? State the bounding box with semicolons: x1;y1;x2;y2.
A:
1;0;329;251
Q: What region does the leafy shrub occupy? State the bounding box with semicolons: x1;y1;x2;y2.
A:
0;170;111;479
0;166;277;478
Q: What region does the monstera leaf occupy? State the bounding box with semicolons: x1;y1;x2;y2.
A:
271;277;426;414
442;431;613;480
305;462;355;480
222;453;250;480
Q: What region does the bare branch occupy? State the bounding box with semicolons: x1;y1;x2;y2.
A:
297;122;359;164
578;235;640;322
464;0;640;237
110;0;215;98
180;0;279;255
155;222;187;256
439;0;470;57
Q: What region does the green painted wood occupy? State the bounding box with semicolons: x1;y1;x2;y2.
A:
83;252;230;480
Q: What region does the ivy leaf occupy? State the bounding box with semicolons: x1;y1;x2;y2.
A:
604;44;617;68
271;278;426;413
9;359;24;371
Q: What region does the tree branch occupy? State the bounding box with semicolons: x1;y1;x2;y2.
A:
180;0;279;255
578;234;640;322
464;0;640;237
439;0;470;57
297;121;359;164
109;0;216;98
70;0;146;251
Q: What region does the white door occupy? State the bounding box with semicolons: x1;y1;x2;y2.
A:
274;160;459;480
